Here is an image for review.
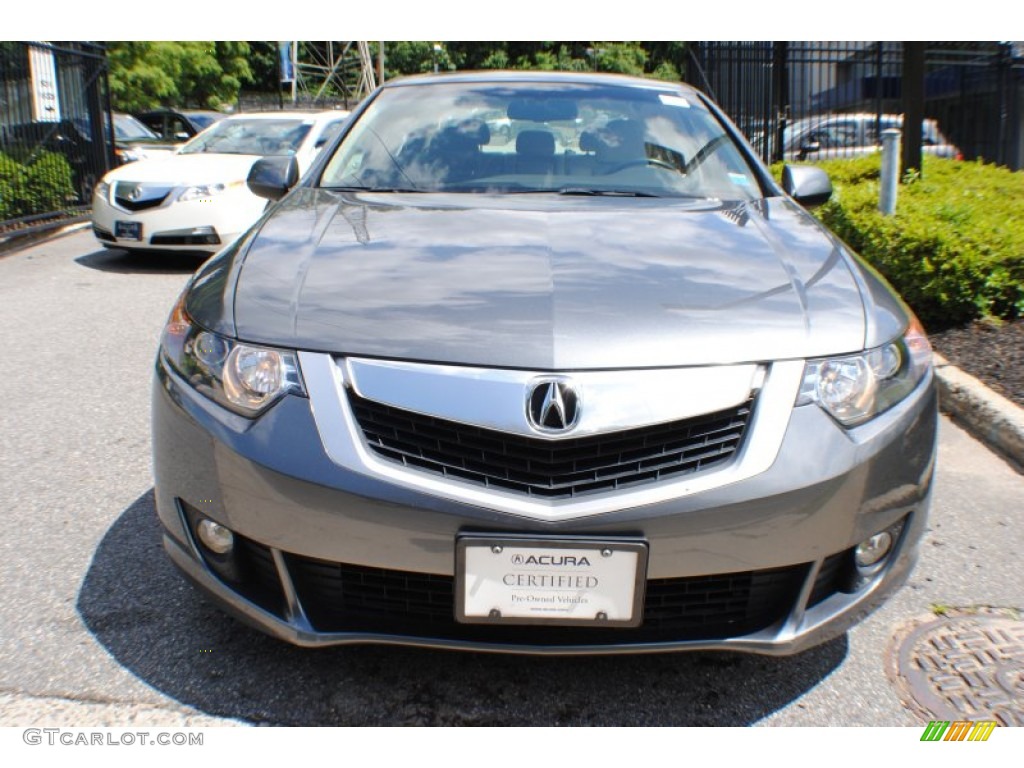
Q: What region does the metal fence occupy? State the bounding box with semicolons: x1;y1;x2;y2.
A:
0;41;112;234
686;41;1024;170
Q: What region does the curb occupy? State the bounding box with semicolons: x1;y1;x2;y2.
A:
933;352;1024;471
0;220;91;257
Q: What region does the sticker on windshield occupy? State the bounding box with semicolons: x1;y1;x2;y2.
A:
729;172;752;186
658;95;690;108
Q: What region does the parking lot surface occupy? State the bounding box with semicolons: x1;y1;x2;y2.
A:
1;230;1021;726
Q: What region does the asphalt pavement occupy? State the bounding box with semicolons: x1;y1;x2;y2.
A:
0;230;1021;726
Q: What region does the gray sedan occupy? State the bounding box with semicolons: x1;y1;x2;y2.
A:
152;72;937;654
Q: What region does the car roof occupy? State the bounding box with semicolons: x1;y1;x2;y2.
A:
381;70;702;97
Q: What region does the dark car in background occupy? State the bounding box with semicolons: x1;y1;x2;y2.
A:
153;72;937;655
2;113;175;203
105;113;178;164
134;109;224;143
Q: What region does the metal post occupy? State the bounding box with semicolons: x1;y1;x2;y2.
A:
880;128;900;215
997;42;1010;166
875;42;883;145
291;43;298;105
902;42;925;178
771;42;788;164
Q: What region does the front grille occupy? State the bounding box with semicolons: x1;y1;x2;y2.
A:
150;232;221;246
114;194;169;212
283;554;806;644
349;391;754;499
114;183;171;211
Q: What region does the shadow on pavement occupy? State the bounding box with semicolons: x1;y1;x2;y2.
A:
78;490;847;726
74;248;208;275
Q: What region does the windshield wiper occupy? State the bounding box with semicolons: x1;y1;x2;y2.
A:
323;185;424;193
557;187;661;198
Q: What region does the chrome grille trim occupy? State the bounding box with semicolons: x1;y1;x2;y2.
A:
299;352;804;522
349;390;754;499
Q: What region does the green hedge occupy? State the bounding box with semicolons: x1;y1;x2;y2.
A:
778;155;1024;329
0;150;76;222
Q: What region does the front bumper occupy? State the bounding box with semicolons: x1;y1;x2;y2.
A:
91;184;262;253
152;355;938;654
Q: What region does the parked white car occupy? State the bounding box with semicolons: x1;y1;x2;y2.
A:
91;111;349;254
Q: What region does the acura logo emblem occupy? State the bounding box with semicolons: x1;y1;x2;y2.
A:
527;378;580;433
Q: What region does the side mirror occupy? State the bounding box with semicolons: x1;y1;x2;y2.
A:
174;131;190;141
247;156;300;201
782;164;832;208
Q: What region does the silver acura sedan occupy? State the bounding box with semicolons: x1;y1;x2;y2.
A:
153;72;937;654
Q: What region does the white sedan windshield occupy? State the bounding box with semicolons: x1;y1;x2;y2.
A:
180;119;312;156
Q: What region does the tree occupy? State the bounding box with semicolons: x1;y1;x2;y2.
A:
106;41;254;112
382;41;455;78
246;41;281;93
381;42;685;81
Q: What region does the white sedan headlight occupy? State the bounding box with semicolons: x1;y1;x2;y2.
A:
178;181;242;202
797;316;932;426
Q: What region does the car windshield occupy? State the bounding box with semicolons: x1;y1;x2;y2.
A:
178;118;312;156
112;113;158;141
187;112;221;130
112;114;159;141
320;81;763;199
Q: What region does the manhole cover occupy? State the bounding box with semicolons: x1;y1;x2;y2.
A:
887;608;1024;726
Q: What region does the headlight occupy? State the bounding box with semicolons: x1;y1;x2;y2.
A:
797;316;932;426
160;294;304;416
116;147;146;164
93;180;110;201
178;181;240;202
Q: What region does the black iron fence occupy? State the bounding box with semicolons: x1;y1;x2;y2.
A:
0;41;112;234
686;41;1024;170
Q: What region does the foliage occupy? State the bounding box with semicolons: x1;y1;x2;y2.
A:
107;42;253;111
352;42;685;82
245;41;281;93
165;41;689;104
780;155;1024;328
0;151;75;222
383;41;457;77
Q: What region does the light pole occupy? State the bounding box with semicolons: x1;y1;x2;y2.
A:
433;44;442;74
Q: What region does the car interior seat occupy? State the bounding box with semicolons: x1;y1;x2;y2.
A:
515;130;556;176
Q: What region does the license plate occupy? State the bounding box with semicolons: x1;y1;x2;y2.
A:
456;536;648;627
115;221;142;241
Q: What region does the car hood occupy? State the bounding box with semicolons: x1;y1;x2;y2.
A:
103;153;263;185
197;188;894;370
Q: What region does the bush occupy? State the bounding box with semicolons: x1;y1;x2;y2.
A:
777;156;1024;329
0;150;75;223
0;152;27;221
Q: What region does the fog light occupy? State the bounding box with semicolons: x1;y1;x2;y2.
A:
855;531;893;568
197;518;234;555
